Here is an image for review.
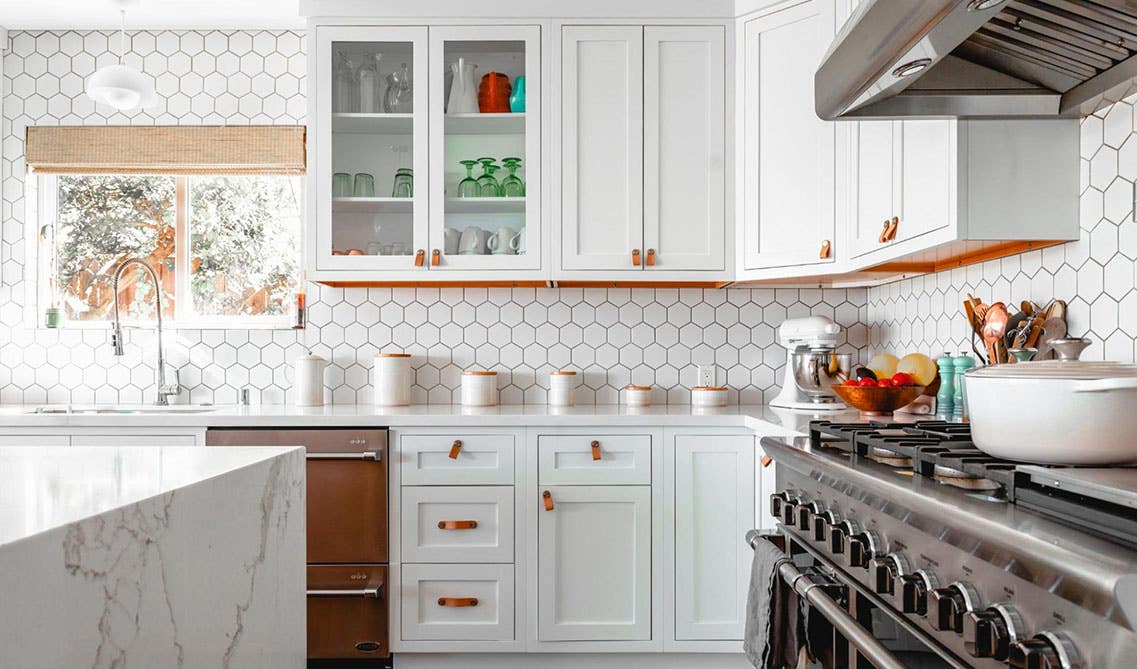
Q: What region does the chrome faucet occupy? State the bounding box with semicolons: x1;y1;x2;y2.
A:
111;258;181;406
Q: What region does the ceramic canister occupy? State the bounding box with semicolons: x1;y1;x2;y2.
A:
623;385;653;407
461;370;499;406
691;386;729;407
548;370;578;406
374;352;412;406
294;353;329;406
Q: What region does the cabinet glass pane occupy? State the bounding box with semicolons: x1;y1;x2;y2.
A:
330;40;415;258
440;40;529;257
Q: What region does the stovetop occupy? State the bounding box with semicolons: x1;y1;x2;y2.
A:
809;419;1137;548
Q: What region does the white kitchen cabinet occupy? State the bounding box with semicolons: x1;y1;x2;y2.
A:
670;434;754;643
560;25;644;272
427;26;542;273
846;118;1078;266
740;0;840;272
644;26;726;272
537;485;652;641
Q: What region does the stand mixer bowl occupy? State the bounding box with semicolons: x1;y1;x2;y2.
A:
788;349;851;398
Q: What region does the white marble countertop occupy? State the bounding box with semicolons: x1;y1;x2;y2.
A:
0;445;302;548
0;403;857;432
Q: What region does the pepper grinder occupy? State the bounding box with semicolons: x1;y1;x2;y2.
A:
951;354;975;419
936;353;955;416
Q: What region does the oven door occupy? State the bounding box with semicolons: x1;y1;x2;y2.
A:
206;428;388;564
749;531;969;669
308;565;389;659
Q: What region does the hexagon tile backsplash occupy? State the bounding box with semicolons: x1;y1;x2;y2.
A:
0;30;869;405
867;91;1137;363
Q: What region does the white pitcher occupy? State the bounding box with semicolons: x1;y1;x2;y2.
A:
447;58;479;114
293;353;329;406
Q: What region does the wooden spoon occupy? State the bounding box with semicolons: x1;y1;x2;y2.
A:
981;302;1009;364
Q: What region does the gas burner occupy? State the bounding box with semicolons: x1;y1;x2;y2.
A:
932;464;1000;491
868;446;912;468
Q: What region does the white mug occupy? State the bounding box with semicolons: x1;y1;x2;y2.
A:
443;228;461;255
509;228;526;254
459;226;489;255
487;226;518;255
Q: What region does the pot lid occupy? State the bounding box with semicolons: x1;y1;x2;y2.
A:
967;360;1137;380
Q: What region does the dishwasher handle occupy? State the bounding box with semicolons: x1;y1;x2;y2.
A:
307;586;383;599
306;451;382;462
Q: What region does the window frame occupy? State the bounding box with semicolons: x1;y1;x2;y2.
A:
26;172;304;330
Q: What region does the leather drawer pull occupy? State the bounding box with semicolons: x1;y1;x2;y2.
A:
438;597;479;607
438;520;478;530
591;440;601;461
448;440;462;459
631;248;641;266
543;490;554;511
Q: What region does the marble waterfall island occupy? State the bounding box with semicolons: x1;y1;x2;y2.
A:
0;445;306;668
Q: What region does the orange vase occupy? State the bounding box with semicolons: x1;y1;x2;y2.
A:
477;72;512;113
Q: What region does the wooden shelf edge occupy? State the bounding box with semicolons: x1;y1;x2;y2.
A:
870;239;1066;275
319;280;549;288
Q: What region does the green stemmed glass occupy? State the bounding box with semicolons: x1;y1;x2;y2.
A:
457;160;480;198
500;157;525;197
476;157;501;197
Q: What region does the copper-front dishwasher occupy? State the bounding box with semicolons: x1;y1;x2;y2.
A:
206;428;389;661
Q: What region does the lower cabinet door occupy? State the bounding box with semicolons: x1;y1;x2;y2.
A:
537;485;651;641
673;434;754;641
401;563;515;641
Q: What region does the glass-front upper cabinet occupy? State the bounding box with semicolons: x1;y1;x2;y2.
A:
427;26;540;271
313;27;429;273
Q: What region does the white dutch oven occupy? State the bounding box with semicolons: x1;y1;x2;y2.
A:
964;360;1137;464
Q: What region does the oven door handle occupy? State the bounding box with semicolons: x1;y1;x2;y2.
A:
307;586;383;599
748;531;908;669
306;451;382;461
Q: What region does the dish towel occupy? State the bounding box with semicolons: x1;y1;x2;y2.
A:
744;536;802;669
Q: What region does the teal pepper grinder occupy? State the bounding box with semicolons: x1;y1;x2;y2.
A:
936;353;955;416
509;75;526;113
951;354;975;419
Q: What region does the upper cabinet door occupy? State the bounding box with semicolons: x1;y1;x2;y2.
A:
313;26;429;273
643;26;726;272
848;120;896;258
742;1;837;270
561;26;645;272
894;120;955;245
427;25;541;271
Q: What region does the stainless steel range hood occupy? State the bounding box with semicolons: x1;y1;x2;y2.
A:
816;0;1137;120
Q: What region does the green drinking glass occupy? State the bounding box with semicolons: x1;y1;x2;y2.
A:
476;157;501;197
501;157;525;197
457;160;480;198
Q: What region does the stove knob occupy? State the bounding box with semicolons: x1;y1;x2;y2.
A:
963;605;1022;660
829;520;860;555
797;502;821;531
813;511;839;543
846;530;882;569
929;582;979;633
899;570;938;615
1008;632;1083;669
770;492;790;519
869;553;909;595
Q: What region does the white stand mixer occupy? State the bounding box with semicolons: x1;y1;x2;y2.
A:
770;316;850;411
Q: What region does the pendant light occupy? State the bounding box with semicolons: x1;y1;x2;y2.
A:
85;0;158;111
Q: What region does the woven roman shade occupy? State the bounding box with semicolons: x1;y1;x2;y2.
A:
25;125;306;175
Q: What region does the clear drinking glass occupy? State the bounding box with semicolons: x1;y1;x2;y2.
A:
383;63;413;114
353;173;375;197
457;160;480;198
501;157;525;197
332;172;353;197
391;168;413;198
476;157;500;197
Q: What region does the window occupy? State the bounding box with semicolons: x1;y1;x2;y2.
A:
35;173;302;328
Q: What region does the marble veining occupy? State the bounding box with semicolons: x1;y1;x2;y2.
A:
0;446;306;668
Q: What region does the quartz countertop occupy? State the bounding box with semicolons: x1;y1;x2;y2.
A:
0;444;301;548
0;403;860;432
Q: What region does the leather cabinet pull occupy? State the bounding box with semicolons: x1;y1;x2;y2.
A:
631;249;641;266
645;249;656;266
414;249;426;266
543;490;554;511
591;440;601;461
438;520;478;530
437;597;479;607
431;249;441;266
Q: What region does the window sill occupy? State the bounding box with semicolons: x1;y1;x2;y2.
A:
32;319;302;331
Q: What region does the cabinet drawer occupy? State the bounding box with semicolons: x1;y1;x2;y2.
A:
400;564;514;641
538;434;651;485
400;434;515;485
401;486;514;563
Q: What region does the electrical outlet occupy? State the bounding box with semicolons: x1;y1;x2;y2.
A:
696;365;716;387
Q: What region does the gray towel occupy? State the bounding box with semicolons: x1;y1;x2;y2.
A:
744;535;800;669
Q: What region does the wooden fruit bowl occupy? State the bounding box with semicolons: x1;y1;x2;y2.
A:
831;384;926;416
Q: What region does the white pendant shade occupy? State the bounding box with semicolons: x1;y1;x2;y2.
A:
85;64;158;111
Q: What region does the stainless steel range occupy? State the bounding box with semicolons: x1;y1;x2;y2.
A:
754;420;1137;669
